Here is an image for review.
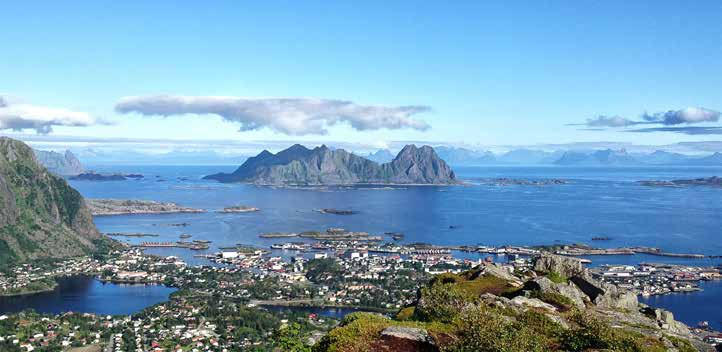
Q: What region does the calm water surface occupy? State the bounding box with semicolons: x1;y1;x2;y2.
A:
0;276;176;315
13;165;717;322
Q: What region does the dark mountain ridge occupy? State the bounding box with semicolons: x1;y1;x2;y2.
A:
204;144;457;185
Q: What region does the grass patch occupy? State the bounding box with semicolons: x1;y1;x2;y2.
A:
547;271;568;284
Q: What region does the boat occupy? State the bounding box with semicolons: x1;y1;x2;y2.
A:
179;234;192;239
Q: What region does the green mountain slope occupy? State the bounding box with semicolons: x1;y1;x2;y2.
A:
0;137;101;268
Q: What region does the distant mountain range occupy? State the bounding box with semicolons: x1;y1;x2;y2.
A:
364;146;722;167
34;149;84;175
204;144;457;185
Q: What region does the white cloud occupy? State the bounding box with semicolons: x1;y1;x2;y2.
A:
0;95;97;134
115;95;431;135
642;107;720;125
583;115;639;127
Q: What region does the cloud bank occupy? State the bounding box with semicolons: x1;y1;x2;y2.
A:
115;95;431;135
0;95;96;134
642;107;720;125
571;107;721;135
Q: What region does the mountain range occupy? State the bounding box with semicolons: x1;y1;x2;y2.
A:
204;144;457;185
366;146;722;167
34;149;85;176
0;137;103;268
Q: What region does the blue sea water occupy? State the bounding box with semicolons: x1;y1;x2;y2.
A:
75;165;722;262
7;165;722;325
0;276;175;316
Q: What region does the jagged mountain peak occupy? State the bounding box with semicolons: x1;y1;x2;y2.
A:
204;144;457;185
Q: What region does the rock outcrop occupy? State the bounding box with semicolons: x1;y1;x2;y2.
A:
0;137;102;267
523;276;587;309
533;253;588;278
533;253;639;310
377;326;439;352
204;144;457;185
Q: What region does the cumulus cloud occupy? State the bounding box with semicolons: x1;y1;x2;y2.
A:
642;107;720;125
578;115;640;128
0;96;97;134
114;95;431;135
570;107;721;133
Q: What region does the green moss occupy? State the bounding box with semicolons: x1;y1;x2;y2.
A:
457;274;517;296
559;312;668;352
547;271;568;284
395;306;415;321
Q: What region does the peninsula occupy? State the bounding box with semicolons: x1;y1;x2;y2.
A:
639;176;722;188
86;199;205;216
203;144;458;185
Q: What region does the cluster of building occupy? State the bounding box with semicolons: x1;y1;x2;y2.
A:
592;263;722;296
0;257;104;295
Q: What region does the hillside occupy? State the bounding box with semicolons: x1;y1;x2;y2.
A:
0;137;103;268
204;144;457;185
316;254;707;352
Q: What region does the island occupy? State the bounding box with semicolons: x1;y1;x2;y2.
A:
316;208;358;215
218;205;261;213
70;171;145;181
203;144;458;185
478;178;569;186
259;228;382;241
639;176;722;188
86;199;206;216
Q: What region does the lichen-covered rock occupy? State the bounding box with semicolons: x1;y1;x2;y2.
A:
376;326;439;352
533;253;588;278
570;276;638;310
510;296;557;311
524;276;587;309
481;263;524;287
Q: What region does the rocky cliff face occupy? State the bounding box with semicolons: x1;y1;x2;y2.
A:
0;137;101;267
33;149;84;176
204;144;457;185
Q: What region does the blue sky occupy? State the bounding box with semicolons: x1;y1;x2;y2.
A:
1;1;721;149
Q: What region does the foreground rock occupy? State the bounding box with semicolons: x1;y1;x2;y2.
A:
204;144;458;185
317;263;710;351
376;326;439;352
533;252;588;279
86;199;205;216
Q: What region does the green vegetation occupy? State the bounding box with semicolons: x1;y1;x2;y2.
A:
314;268;698;352
0;137;104;268
546;270;567;284
305;258;343;283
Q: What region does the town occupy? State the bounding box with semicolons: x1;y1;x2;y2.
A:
1;234;722;351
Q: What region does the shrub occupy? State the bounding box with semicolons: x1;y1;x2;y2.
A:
450;306;554;352
414;283;475;323
547;271;568;284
